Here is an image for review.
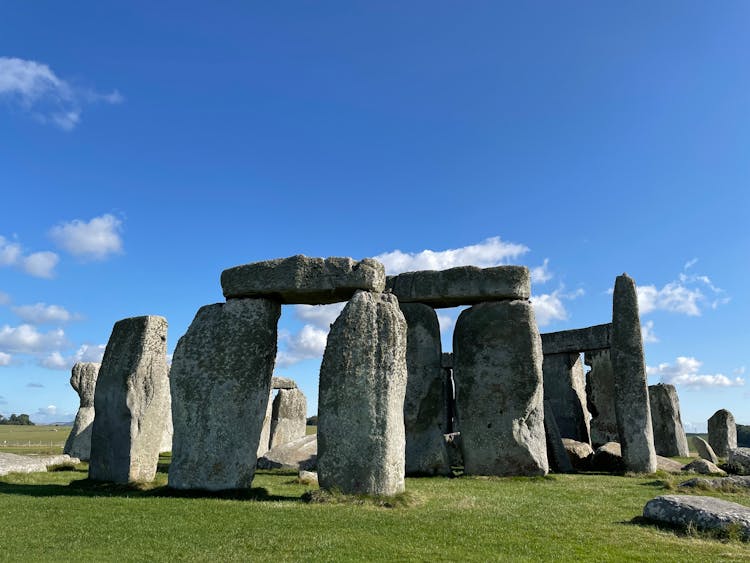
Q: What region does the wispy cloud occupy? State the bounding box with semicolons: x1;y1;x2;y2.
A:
294;303;345;330
0;352;11;366
12;303;79;325
50;214;123;260
647;356;745;388
0;291;9;305
26;382;44;388
531;288;584;327
531;259;553;284
641;320;659;343
39;343;105;371
0;235;58;278
0;324;67;355
636;263;729;317
276;325;328;368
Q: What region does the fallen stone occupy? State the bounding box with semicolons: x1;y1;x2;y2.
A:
648;383;689;457
708;409;737;458
257;434;317;471
728;448;750;475
454;300;548;476
683;458;726;475
298;469;318;485
544;401;574;473
271;376;297;389
444;432;463;468
386;265;530;308
0;453;80;476
540;323;612;355
656;455;685;473
221;255;386;304
168;299;280;491
63;362;100;461
611;274;657;473
585;349;619;447
680;475;750;490
89;315;170;484
269;388;307;450
318;290;408;496
591;442;624;472
643;495;750;540
562;438;594;471
542;352;590;443
693;436;719;464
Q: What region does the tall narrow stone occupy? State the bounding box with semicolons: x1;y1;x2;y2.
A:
63;362;100;461
89;316;170;483
585;350;619;447
543;400;574;473
168;299;280;491
256;389;274;458
159;370;173;453
542;352;590;443
318;291;407;496
648;384;689;457
611;274;657;473
400;303;450;476
269;388;307;450
708;409;737;458
453;300;548;476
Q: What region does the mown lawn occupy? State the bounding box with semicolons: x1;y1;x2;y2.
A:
0;462;747;562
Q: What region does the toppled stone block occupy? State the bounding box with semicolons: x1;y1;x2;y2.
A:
562;438;594;471
221;255;386;304
682;458;726;475
386;265;530;308
656;455;685;473
693;436;719;464
648;383;689;457
64;362;100;461
728;448;750;475
680;475;750;490
591;442;624;472
269;388;307;450
257;434;317;471
541;323;612;355
0;453;80;476
643;495;750;540
708;409;737;458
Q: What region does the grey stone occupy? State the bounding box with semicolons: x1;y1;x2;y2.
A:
648;384;689;457
585;349;619;447
221;255;385;304
453;300;548;476
544;401;574;473
656;455;685;473
693;436;719;464
611;274;657;473
317;290;408;496
257;434;317;471
441;352;453;369
160;372;173;453
272;376;297;389
682;458;726;475
541;323;612;355
728;448;750;475
89;316;170;484
386;265;530;308
680;475;750;490
298;469;318;485
562;438;594;471
269;388;307;450
63;362;100;461
257;389;274;458
643;495;750;540
591;442;624;472
708;409;737;458
0;453;80;476
444;432;463;468
542;352;590;443
401;303;450;476
168;299;280;491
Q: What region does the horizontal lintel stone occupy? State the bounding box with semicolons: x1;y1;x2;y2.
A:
541;323;612;355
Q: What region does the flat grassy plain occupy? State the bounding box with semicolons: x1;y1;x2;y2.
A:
1;462;748;562
0;424;71;455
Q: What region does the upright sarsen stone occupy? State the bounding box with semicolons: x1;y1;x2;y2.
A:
648;384;689;457
453;300;548;476
256;389;274;458
269;388;307;450
611;274;657;473
585;350;619;447
400;303;450;476
63;362;100;461
89;316;170;483
318;291;408;496
708;409;737;458
168;299;280;491
542;352;590;444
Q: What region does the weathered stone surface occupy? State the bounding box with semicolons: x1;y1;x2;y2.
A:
648;384;689;457
298;469;318;485
401;303;450;476
693;436;719;464
257;389;274;458
542;352;590;443
680;475;750;490
444;432;463;468
682;458;726;475
656;455;685;473
728;448;750;475
63;362;100;460
0;453;80;476
271;376;297;389
160;373;173;453
643;495;750;540
611;274;657;473
562;438;594;471
591;442;624;472
318;291;408;496
441;352;453;370
453;300;548;476
541;323;612;355
89;316;170;484
221;255;385;304
168;299;280;491
585;349;619;447
386;265;530;308
544;402;574;473
708;409;737;458
269;388;307;450
257;434;317;471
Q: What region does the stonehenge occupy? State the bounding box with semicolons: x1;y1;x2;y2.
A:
63;362;100;460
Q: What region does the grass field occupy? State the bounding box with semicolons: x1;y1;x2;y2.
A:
0;424;72;455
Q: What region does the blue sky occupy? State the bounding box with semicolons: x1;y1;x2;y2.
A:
1;2;748;431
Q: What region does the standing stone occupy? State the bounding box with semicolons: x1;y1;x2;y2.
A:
169;299;280;491
542;352;590;443
693;436;719;464
585;349;619;447
89;316;170;483
269;388;307;450
648;383;689;457
256;389;274;458
400;303;450;476
611;274;657;473
159;369;173;453
453;300;548;476
318;291;408;496
543;400;574;473
63;362;100;461
708;409;737;458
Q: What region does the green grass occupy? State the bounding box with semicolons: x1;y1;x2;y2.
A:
0;424;71;455
0;462;747;562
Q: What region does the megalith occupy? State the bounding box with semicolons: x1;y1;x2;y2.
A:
693;436;719;464
318;290;408;496
160;370;173;453
453;300;548;476
89;316;170;483
611;274;657;473
400;303;450;476
648;384;689;457
269;388;307;450
542;352;590;444
708;409;737;458
585;349;619;447
257;389;274;458
168;299;280;491
63;362;100;460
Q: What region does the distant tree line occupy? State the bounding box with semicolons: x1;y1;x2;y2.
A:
738;424;750;447
0;413;34;425
306;415;318;426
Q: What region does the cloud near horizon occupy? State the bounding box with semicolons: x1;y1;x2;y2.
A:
636;264;729;317
647;356;745;389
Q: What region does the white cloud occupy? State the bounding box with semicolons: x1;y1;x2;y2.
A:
12;303;78;325
0;324;67;354
437;313;456;334
374;236;529;275
276;324;328;367
0;291;9;305
684;258;699;270
294;303;345;330
531;288;584;327
31;404;74;424
40;352;67;370
50;214;123;260
530;259;553;284
647;356;745;388
641;320;659;343
39;343;106;371
0;57;122;130
0;352;11;366
636;265;729;317
0;235;59;278
0;236;22;266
